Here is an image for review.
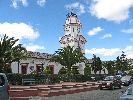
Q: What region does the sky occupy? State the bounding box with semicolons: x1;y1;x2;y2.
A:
1;0;133;61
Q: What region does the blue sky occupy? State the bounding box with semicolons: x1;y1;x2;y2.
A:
1;0;133;61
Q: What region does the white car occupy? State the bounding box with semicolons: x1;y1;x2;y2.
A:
0;73;10;100
119;84;133;100
121;75;132;86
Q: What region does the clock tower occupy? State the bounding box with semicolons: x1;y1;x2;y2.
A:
59;12;87;54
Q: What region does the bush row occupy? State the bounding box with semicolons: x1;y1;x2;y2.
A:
6;73;106;85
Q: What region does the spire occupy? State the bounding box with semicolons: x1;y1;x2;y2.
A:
66;12;77;18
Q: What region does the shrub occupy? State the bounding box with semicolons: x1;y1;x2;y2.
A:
43;66;52;75
58;67;67;75
6;73;22;85
6;73;93;85
84;64;91;75
70;66;79;75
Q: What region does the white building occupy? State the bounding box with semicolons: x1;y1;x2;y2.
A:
11;52;63;74
11;12;87;74
59;12;87;74
59;12;87;53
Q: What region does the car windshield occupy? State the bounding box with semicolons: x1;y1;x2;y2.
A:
104;76;114;81
121;76;131;80
126;87;133;95
0;75;5;86
114;76;121;80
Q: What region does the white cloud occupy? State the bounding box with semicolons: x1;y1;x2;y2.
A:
11;0;18;8
11;0;46;8
130;37;133;41
65;2;85;15
88;27;103;36
21;0;28;6
90;0;133;23
100;33;112;39
0;22;39;40
85;46;133;59
25;43;45;51
121;28;133;34
85;48;120;56
129;19;133;24
37;0;46;7
11;0;28;8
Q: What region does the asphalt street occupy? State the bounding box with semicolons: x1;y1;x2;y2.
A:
40;86;128;100
10;85;128;100
83;86;127;100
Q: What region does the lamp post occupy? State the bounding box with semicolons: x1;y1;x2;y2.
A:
17;58;20;74
41;63;43;73
41;62;45;73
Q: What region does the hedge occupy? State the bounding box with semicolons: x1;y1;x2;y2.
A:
6;73;103;85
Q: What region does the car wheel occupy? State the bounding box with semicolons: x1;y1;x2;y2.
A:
100;87;103;90
119;85;121;89
111;85;115;90
127;82;130;86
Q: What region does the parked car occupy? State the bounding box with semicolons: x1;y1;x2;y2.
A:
115;70;127;77
121;75;133;86
0;73;10;100
118;84;133;100
91;76;96;81
99;76;122;90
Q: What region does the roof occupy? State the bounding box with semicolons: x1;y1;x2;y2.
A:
27;51;53;59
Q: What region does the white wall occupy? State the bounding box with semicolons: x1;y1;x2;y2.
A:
11;58;65;74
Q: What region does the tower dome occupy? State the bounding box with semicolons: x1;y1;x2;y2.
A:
64;12;82;35
65;12;81;25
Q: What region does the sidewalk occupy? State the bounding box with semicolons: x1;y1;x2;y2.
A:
9;82;100;100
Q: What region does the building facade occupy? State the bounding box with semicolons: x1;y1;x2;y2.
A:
11;52;62;74
11;12;87;74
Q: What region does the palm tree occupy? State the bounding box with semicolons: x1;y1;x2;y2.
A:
50;46;84;74
0;34;27;73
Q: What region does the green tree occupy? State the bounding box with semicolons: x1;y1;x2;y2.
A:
70;66;80;75
50;46;84;74
58;67;67;75
84;64;91;75
0;34;27;73
103;61;115;75
115;51;129;72
43;66;52;75
91;54;102;74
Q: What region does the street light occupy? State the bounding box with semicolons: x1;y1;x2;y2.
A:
41;62;45;73
16;58;20;74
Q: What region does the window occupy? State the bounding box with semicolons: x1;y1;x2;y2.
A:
49;65;54;74
73;28;74;32
127;87;133;95
21;65;28;74
0;75;5;86
36;65;42;73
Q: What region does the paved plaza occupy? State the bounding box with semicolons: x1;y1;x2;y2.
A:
9;82;127;100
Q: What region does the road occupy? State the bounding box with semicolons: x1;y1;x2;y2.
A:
36;86;128;100
83;86;127;100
